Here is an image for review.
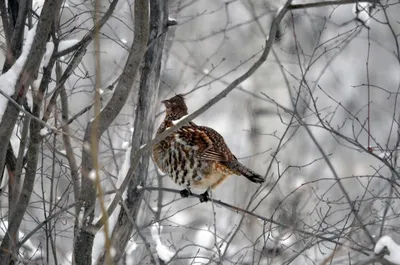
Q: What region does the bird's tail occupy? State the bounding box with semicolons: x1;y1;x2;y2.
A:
224;161;264;183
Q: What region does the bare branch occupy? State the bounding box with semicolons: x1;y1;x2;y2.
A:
73;0;149;263
288;0;377;10
0;1;12;47
0;0;62;178
101;0;295;222
0;1;64;261
97;0;168;264
58;62;80;215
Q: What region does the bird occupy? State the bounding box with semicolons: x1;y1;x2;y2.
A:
152;94;264;203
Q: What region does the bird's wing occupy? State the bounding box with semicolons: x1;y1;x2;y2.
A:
174;123;232;161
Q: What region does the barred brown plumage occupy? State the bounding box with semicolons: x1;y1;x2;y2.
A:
152;94;264;203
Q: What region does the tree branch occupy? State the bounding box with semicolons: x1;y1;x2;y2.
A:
0;1;12;48
97;0;167;264
42;0;119;121
0;1;64;262
3;0;28;72
142;187;371;256
288;0;377;10
100;0;295;225
57;62;80;215
73;0;149;263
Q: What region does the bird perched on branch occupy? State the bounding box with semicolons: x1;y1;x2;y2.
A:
152;94;264;203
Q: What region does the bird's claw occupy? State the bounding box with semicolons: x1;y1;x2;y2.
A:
180;189;192;198
199;191;209;203
180;189;209;203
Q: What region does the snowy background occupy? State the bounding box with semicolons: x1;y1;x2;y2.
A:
1;0;400;264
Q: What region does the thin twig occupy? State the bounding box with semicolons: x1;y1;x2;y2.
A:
288;0;377;10
98;0;295;226
142;186;371;256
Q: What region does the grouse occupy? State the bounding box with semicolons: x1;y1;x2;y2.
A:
152;94;264;202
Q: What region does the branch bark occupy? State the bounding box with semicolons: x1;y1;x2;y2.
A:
0;1;12;48
0;0;61;178
288;0;377;10
0;1;64;263
73;0;149;264
97;0;167;263
58;62;80;215
42;0;119;123
3;0;28;72
98;0;294;225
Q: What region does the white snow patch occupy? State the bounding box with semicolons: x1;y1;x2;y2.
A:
168;17;178;23
151;223;175;262
375;236;400;264
172;114;189;125
156;167;165;175
32;41;55;89
120;38;128;44
83;141;91;152
353;2;372;26
110;247;116;258
119;147;131;181
203;68;210;74
195;226;213;247
61;252;72;264
137;185;143;189
130;127;134;133
126;239;137;254
88;169;97;181
26;87;33;109
40;127;50;136
0;26;36;122
78;208;85;228
121;141;129;150
10;126;21;156
0;221;42;259
217;240;227;254
276;5;284;16
43;42;54;67
33;0;45;15
58;39;80;53
379;152;391;159
65;252;73;264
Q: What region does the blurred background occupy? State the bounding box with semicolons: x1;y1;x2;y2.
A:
1;0;400;264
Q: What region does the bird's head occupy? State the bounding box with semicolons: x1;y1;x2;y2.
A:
161;94;188;120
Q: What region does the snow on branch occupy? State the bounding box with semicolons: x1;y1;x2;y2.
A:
32;41;54;89
33;0;45;16
0;221;42;260
151;223;175;262
353;2;374;26
58;39;80;53
0;26;37;122
33;38;79;91
374;235;400;264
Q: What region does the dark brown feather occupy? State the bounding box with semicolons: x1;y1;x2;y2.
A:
152;94;264;192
